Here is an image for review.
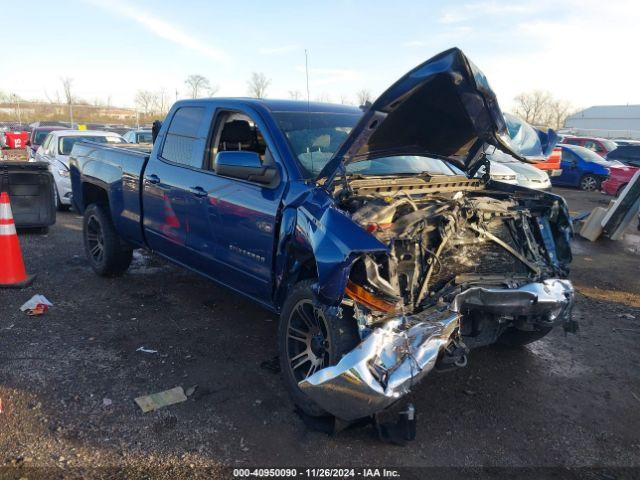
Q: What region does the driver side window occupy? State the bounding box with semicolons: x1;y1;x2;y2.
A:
211;111;273;168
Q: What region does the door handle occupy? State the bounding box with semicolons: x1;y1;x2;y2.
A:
189;186;208;198
146;174;161;185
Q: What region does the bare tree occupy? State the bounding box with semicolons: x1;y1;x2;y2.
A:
547;99;574;130
288;90;303;100
61;77;74;125
184;74;215;99
155;88;169;115
339;94;351;105
135;90;157;115
8;93;22;123
247;72;271;98
314;92;331;103
356;89;372;106
512;90;575;128
512;90;553;125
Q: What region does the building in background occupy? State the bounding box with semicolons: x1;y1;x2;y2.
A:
563;105;640;140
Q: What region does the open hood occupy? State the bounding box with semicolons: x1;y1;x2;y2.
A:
317;47;524;185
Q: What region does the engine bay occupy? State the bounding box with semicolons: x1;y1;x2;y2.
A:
339;179;572;323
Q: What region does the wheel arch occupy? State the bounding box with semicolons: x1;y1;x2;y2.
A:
273;199;387;311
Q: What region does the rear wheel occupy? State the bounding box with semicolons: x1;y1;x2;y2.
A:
497;326;552;347
83;203;133;276
579;174;600;191
278;280;360;417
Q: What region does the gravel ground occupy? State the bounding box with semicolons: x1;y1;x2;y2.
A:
1;187;639;479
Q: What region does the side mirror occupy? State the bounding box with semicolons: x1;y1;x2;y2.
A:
215;151;278;185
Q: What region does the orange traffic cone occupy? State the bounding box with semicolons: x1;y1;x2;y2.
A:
0;192;35;288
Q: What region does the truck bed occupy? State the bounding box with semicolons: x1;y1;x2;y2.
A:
69;141;151;247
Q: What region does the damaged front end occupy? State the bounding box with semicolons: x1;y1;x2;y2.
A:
288;48;576;423
300;280;573;422
298;181;575;421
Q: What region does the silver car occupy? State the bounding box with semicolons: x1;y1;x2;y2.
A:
489;151;552;190
35;130;126;210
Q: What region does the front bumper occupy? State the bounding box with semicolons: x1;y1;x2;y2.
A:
299;279;574;421
601;178;623;196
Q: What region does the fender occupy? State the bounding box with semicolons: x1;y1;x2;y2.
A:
274;186;387;307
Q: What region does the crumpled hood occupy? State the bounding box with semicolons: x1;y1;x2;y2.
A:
317;47;525;185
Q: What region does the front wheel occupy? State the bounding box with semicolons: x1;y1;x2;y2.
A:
579;174;600;191
83;203;133;276
278;280;360;417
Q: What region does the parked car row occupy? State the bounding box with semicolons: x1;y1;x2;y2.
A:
556;134;640;194
15;126;154;210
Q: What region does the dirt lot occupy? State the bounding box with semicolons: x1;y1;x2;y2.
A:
1;187;639;479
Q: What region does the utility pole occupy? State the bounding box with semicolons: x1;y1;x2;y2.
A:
15;96;22;126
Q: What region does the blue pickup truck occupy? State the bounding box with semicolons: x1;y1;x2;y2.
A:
69;48;575;423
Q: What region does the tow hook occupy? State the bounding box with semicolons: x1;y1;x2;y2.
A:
375;402;417;445
436;338;469;372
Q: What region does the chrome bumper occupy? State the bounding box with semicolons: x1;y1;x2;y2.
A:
299;279;574;421
451;279;574;324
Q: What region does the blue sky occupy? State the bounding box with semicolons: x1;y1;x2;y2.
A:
3;0;639;110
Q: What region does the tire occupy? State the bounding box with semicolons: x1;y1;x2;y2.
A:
579;174;600;191
83;203;133;276
278;280;360;417
496;326;552;347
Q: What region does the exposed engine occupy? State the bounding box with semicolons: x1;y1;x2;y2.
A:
339;182;572;339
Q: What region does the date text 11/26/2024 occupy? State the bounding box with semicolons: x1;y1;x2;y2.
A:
233;468;401;478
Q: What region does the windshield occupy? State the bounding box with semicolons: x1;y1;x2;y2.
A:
58;135;125;155
272;111;361;178
602;139;617;151
34;130;52;145
347;156;462;176
572;145;614;165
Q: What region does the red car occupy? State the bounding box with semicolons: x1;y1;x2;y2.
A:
561;135;617;158
601;163;640;196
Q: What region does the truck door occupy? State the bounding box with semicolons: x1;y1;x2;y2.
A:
186;108;287;304
142;105;214;267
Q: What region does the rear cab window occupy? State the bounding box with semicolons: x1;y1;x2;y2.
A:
161;107;207;168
